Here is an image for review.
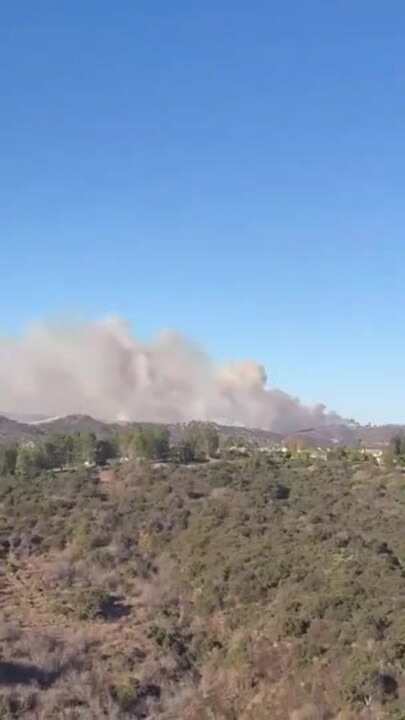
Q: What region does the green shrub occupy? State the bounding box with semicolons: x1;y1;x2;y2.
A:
110;676;141;712
53;588;113;621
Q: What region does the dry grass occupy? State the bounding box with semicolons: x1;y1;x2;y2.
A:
0;549;177;718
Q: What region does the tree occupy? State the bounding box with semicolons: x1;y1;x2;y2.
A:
297;449;311;467
114;429;132;459
327;447;348;461
0;443;18;476
348;447;364;463
132;427;170;461
177;439;196;464
183;423;219;460
75;432;98;465
63;434;76;466
15;443;44;479
202;425;219;458
40;435;66;469
382;450;395;468
390;435;403;457
95;437;118;466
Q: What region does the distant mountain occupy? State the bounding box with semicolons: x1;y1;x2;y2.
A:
0;413;402;449
31;416;284;447
159;421;280;447
292;423;403;449
352;424;405;448
3;412;49;423
0;413;283;447
283;424;357;449
36;414;113;437
0;416;44;443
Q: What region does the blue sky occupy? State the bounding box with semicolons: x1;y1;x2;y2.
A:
1;1;404;424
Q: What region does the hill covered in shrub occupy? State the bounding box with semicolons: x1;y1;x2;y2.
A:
0;449;404;718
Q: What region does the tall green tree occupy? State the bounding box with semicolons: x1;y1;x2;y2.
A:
15;443;44;479
40;435;67;469
0;443;18;476
183;423;219;459
132;427;170;461
390;434;404;457
95;437;118;465
177;439;196;464
75;432;98;465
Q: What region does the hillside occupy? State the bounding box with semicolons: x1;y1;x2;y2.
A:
0;414;283;448
0;451;404;718
0;416;43;443
0;413;403;450
37;414;116;437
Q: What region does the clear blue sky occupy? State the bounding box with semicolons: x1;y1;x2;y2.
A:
1;1;404;424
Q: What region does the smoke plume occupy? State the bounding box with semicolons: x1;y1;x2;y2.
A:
0;316;340;433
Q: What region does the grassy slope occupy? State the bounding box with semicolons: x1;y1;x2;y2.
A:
0;456;404;718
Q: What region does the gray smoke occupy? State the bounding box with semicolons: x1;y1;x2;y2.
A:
0;316;340;433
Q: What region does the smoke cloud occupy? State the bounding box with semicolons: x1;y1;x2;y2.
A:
0;316;340;433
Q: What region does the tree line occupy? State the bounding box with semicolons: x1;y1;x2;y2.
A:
0;423;220;479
